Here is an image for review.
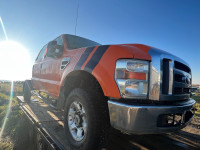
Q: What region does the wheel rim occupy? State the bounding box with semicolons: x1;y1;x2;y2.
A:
68;101;87;142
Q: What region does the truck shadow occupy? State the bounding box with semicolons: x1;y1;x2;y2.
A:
107;129;200;150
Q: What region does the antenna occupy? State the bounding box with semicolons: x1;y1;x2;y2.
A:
75;0;79;35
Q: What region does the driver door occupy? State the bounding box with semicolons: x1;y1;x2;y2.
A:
40;36;64;97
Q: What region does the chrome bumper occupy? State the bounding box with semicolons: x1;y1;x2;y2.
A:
108;99;195;134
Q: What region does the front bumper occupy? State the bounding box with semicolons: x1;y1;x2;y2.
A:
108;98;195;134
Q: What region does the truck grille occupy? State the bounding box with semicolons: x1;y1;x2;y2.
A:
174;87;190;95
148;48;192;101
162;59;191;98
174;61;190;73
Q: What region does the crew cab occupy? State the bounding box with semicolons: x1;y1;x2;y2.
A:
23;34;196;150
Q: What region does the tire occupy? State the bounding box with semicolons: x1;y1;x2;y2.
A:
23;81;32;102
64;88;110;150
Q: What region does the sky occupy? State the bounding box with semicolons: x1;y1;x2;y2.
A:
0;0;199;84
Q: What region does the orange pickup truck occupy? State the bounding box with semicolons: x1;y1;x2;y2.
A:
23;34;196;150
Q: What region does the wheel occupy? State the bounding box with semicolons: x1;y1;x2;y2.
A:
64;88;110;150
36;132;48;150
23;81;32;102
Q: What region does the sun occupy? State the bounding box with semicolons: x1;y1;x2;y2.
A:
0;40;31;81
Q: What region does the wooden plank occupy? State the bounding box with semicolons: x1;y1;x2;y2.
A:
17;96;67;149
17;96;63;123
41;122;70;150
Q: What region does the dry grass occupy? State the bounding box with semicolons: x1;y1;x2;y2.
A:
0;82;23;150
0;137;13;150
193;96;200;117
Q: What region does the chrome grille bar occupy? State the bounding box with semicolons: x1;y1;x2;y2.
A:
148;48;191;101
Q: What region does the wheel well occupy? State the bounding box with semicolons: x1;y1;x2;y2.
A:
58;71;106;109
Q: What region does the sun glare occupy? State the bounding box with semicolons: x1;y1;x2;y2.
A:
0;41;31;81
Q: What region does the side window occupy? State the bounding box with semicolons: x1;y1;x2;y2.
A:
36;45;47;62
46;36;64;58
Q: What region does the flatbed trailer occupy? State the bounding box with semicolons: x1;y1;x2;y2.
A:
17;96;200;150
17;96;70;150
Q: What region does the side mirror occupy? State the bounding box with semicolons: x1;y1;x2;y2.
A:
47;41;63;58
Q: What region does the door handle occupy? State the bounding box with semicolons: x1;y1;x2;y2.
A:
60;57;70;70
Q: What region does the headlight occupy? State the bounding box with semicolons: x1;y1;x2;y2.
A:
115;59;149;99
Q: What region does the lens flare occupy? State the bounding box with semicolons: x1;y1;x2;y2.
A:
0;16;8;41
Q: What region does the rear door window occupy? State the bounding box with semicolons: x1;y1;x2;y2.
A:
36;45;47;62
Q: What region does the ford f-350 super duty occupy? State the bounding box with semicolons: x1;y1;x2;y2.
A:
23;34;196;150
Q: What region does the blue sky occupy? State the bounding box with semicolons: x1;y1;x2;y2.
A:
0;0;200;84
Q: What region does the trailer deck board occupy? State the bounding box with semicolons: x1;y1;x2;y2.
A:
41;122;70;149
17;96;68;150
18;96;63;122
